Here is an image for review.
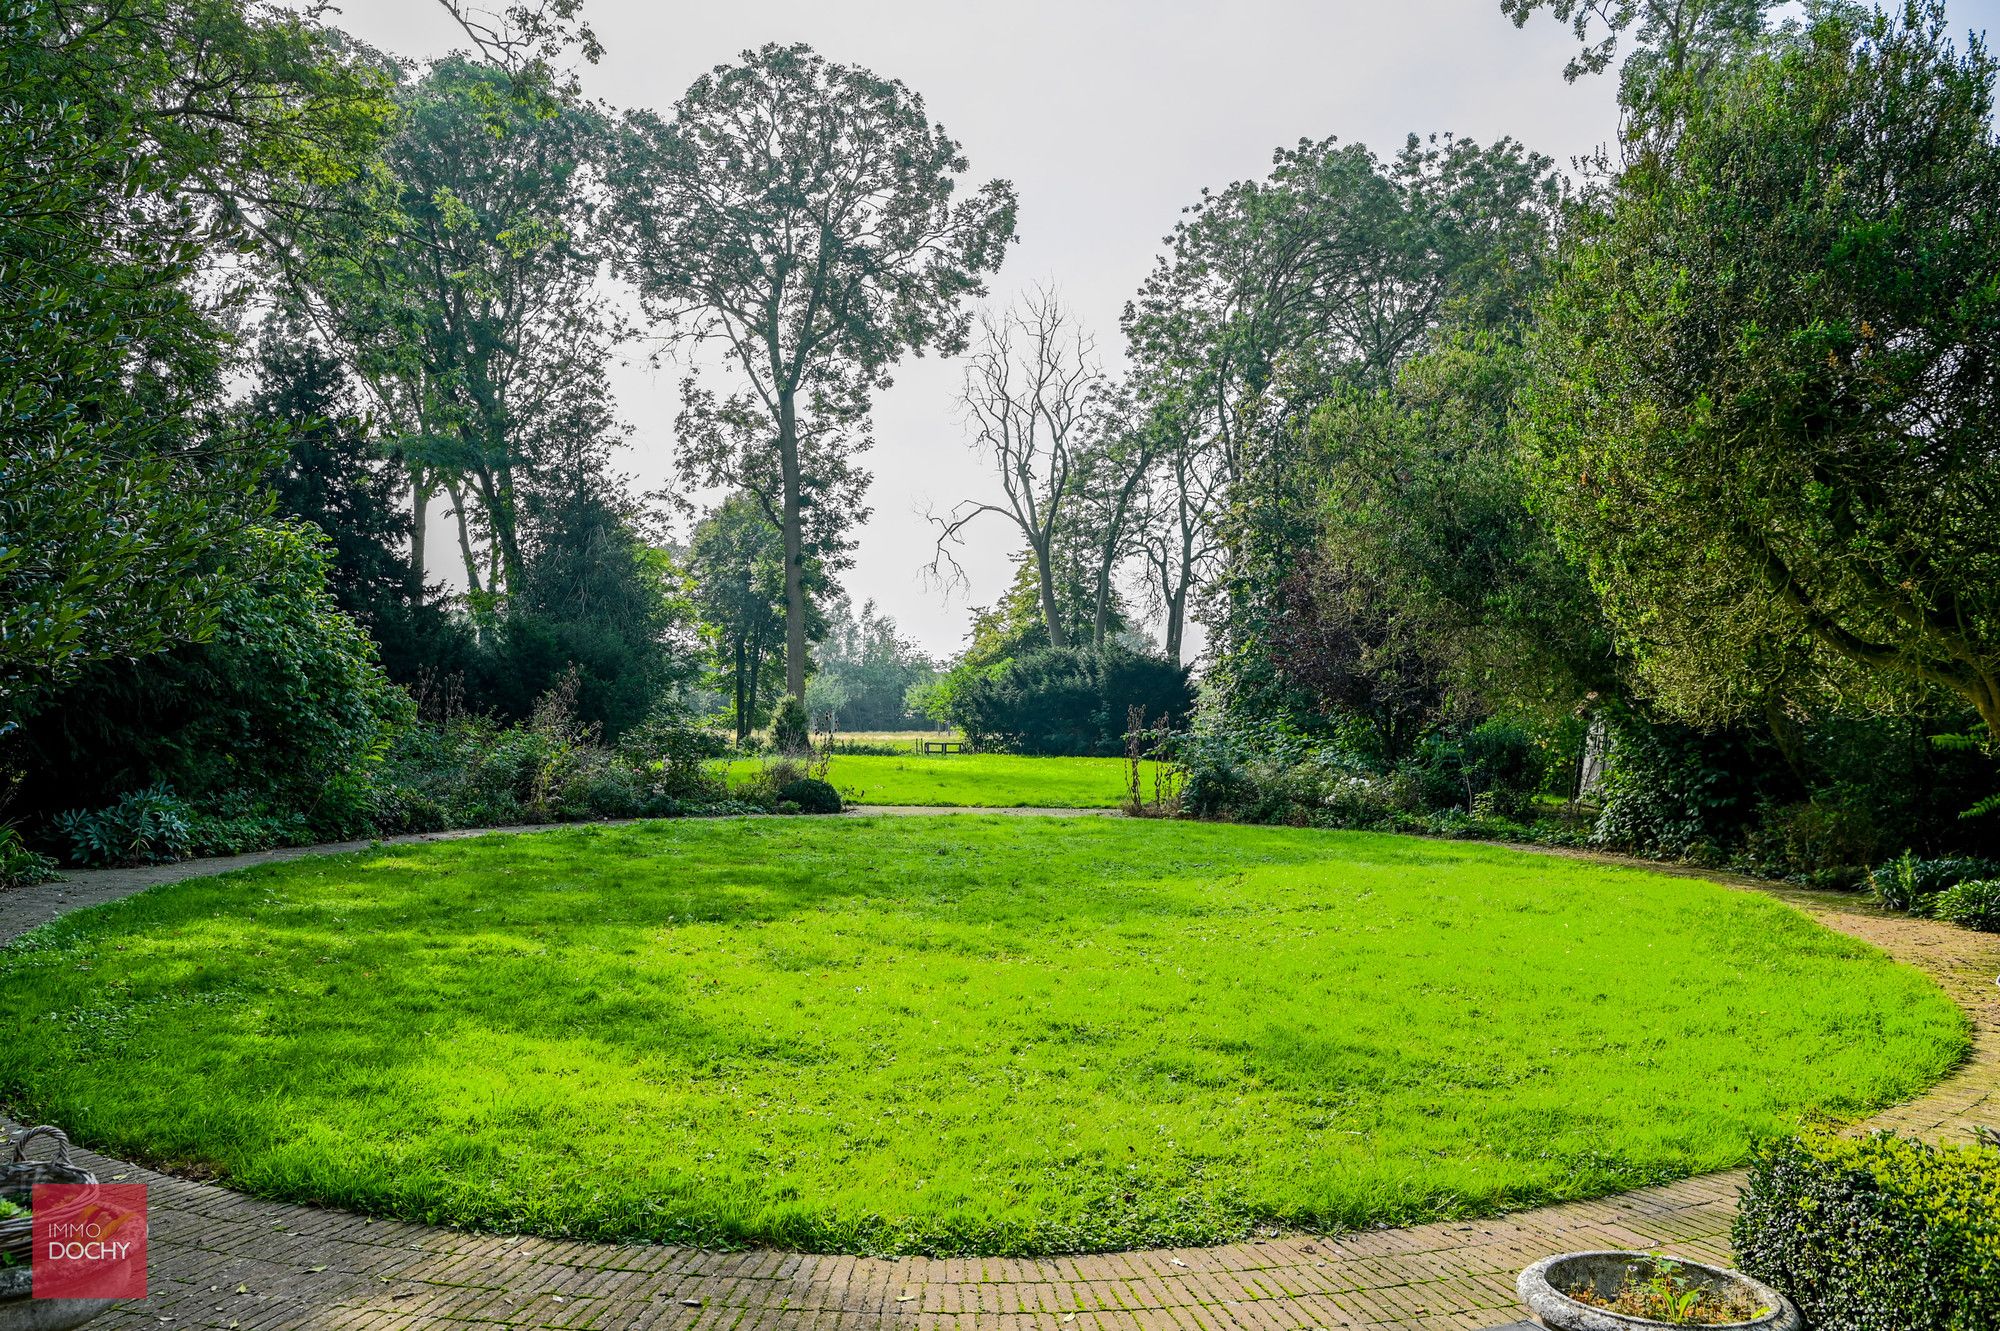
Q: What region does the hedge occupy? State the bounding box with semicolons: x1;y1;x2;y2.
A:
1733;1129;2000;1331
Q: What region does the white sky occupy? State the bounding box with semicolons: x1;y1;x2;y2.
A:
323;0;2000;658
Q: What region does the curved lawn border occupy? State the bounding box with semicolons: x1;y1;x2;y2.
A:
0;815;1971;1257
0;818;1993;1330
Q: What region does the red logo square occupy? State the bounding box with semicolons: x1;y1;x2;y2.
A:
31;1184;146;1299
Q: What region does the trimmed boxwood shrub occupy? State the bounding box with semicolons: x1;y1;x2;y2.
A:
939;647;1194;757
1733;1129;2000;1331
1935;880;2000;933
774;777;843;815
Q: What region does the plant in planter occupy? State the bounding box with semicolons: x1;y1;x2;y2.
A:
1517;1251;1800;1331
1569;1256;1750;1324
0;1127;116;1329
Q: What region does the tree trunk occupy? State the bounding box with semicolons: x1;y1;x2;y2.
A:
470;463;524;597
778;390;809;700
1092;461;1148;650
1974;679;2000;743
1165;588;1186;667
448;481;483;597
1034;541;1069;650
1091;563;1112;650
409;465;430;606
733;635;749;743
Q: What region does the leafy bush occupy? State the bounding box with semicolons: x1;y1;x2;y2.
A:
53;785;193;867
1935;880;2000;933
1405;719;1547;819
937;647;1194;757
775;777;842;815
366;678;750;837
1734;1129;2000;1331
826;739;920;756
49;786;320;866
1744;792;1884;887
0;828;57;888
13;523;411;835
1591;715;1760;862
618;710;730;803
734;757;838;815
183;799;313;857
1176;734;1384;827
1870;854;2000;916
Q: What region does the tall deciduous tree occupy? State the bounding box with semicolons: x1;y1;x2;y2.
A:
0;0;391;721
1523;2;2000;738
1068;386;1162;654
1122;132;1561;705
609;42;1017;700
1310;335;1612;713
286;56;620;603
930;289;1102;650
1500;0;1771;82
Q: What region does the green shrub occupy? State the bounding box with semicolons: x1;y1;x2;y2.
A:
937;647;1194;757
0;828;57;888
618;710;730;803
1734;1129;2000;1331
183;798;313;857
1744;792;1883;887
1406;720;1547;819
1870;853;2000;916
55;787;330;867
774;777;842;815
827;739;920;756
370;682;743;833
1935;880;2000;933
53;785;194;867
1591;715;1760;861
741;757;808;806
13;524;411;832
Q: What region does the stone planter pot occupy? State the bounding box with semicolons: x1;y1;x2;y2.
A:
1517;1251;1800;1331
0;1130;113;1331
0;1269;112;1331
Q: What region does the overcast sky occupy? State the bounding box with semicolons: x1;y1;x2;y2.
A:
324;0;2000;658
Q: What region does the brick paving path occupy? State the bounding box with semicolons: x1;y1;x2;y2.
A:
2;821;1994;1331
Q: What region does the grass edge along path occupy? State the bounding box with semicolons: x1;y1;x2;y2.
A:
0;815;1969;1258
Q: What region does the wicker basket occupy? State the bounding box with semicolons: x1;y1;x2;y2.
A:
0;1128;97;1267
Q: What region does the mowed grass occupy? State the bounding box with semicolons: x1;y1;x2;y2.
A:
0;818;1964;1255
728;752;1161;807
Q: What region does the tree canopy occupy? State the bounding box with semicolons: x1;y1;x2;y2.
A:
0;0;391;722
609;42;1017;700
1523;1;2000;738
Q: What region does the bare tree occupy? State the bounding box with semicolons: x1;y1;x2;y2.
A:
432;0;602;93
930;289;1103;650
1134;390;1229;666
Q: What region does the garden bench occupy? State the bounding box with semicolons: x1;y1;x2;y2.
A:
923;740;964;755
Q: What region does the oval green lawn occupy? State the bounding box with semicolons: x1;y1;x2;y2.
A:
0;818;1965;1256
